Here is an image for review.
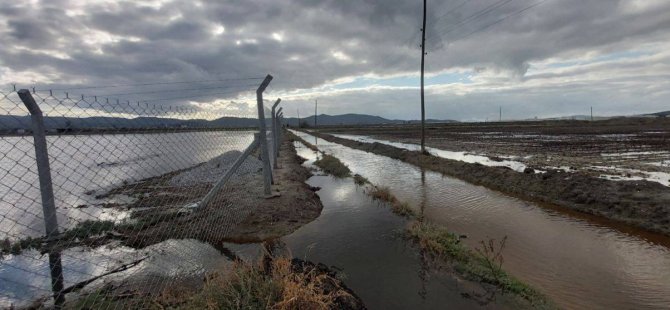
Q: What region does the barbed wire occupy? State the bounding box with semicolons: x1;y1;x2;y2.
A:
35;76;265;92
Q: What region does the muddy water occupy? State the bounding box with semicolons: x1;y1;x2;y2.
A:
292;130;670;309
280;142;482;309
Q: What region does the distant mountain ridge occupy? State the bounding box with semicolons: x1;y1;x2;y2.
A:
0;113;457;133
284;113;457;126
648;110;670;117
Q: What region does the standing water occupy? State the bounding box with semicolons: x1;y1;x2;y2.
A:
292;130;670;309
279;142;488;309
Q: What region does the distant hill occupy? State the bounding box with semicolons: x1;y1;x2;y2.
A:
0;113;456;134
647;110;670;118
284;113;456;126
0;115;259;133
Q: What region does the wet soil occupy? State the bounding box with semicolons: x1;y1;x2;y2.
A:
304;130;670;236
322;117;670;180
118;134;322;248
224;136;324;243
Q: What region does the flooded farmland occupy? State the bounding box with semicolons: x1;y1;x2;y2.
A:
322;119;670;187
291;129;670;309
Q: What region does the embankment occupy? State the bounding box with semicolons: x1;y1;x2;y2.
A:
305;130;670;236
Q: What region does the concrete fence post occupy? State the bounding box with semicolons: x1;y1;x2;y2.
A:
275;108;283;148
17;89;65;308
278;112;284;148
271;99;281;169
256;75;273;195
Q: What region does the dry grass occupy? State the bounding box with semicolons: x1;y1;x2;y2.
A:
187;258;335;309
68;257;359;310
368;186;415;218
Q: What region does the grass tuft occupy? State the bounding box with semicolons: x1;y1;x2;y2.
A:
368;186;416;218
61;220;115;240
353;174;369;185
2;220;116;256
406;221;552;307
314;154;351;178
67;257;358;310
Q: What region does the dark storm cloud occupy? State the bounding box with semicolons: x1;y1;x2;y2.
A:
0;0;669;118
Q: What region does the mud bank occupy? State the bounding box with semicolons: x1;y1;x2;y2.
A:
111;133;322;247
225;134;324;242
306;131;670;236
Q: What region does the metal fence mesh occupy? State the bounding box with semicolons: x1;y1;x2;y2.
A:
0;83;280;308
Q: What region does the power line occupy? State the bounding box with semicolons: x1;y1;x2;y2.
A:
426;0;516;42
447;0;550;44
429;0;470;27
38;77;265;92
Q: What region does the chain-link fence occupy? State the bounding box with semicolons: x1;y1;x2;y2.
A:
0;75;286;308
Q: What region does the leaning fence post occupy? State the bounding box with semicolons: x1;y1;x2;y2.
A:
256;75;273;195
17;89;65;307
271;99;281;169
198;134;260;208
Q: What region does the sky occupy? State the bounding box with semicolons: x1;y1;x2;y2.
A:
1;0;669;121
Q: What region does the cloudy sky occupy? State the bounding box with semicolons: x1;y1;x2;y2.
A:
1;0;669;120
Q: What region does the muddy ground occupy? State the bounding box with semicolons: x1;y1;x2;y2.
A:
3;135;323;256
303;129;670;237
110;134;323;248
321;117;670;182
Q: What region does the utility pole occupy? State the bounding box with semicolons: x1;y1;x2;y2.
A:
314;99;318;128
590;106;593;121
420;0;427;153
499;106;502;122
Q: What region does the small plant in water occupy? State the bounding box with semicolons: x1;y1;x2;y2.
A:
474;236;507;285
353;174;369;185
314;154;351;178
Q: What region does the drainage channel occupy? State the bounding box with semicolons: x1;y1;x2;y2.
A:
291;130;670;310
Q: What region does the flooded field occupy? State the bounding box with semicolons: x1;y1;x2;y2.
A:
292;130;670;309
321;118;670;187
0;131;254;239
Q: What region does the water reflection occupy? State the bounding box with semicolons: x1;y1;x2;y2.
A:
293;130;670;309
282;141;480;309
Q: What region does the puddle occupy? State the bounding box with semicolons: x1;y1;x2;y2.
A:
293;130;670;310
0;239;230;308
590;165;670;187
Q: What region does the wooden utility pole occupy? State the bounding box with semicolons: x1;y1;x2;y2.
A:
420;0;427;153
314;99;318;128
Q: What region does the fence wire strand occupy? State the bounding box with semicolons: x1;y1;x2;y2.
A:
0;83;280;308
